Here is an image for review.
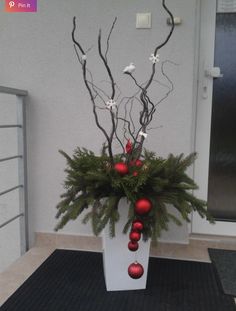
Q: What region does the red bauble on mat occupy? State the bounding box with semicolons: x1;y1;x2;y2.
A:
129;231;141;242
114;162;129;175
132;220;144;231
128;240;139;251
128;262;144;279
135;198;152;215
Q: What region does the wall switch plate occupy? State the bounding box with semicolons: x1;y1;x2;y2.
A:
136;13;151;29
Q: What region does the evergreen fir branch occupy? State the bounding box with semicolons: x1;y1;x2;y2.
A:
123;201;136;234
55;148;212;241
143;149;156;160
123;218;133;234
59;149;73;164
167;213;182;226
55;193;94;231
109;207;120;237
82;211;93;224
55;197;73;218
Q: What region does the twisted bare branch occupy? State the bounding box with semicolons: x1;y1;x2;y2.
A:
144;0;174;91
98;29;116;99
72;0;175;162
105;17;117;61
72;20;114;163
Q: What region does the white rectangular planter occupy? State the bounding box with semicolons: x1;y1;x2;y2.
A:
102;199;151;291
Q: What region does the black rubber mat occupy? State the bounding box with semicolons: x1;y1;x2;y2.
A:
208;248;236;296
1;249;235;311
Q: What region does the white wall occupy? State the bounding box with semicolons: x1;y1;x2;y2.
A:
0;0;197;246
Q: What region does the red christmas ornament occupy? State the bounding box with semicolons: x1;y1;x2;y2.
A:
135;198;152;215
129;159;143;167
125;139;133;154
114;162;129;175
133;171;138;177
128;240;139;251
132;220;144;231
135;159;143;167
129;160;135;167
128;262;144;279
129;231;141;242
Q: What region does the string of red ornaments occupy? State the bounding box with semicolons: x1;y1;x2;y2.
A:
114;141;153;280
128;198;152;279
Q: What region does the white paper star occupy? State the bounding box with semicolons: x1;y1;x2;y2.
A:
123;63;136;74
106;99;117;110
149;53;160;64
82;54;87;61
139;131;148;139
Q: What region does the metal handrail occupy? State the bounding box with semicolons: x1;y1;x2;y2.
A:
0;185;23;197
0;85;29;252
0;155;22;162
0;213;24;229
0;125;22;128
0;86;28;96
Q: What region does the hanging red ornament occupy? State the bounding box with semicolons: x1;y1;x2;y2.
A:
132;220;144;231
135;159;143;167
125;139;133;154
114;162;129;175
129;231;141;242
135;198;152;215
128;240;139;251
128;262;144;279
133;171;138;177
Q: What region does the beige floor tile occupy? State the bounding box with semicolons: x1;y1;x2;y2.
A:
0;247;55;306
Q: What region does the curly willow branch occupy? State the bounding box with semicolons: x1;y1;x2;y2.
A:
72;0;175;162
144;0;175;91
72;18;114;163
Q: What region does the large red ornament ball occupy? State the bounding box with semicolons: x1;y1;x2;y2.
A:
135;198;152;215
129;231;141;242
114;162;129;175
128;262;144;279
132;220;144;231
128;240;139;251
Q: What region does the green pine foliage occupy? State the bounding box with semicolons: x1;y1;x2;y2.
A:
55;148;213;242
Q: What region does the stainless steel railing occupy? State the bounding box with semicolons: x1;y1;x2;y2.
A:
0;85;28;254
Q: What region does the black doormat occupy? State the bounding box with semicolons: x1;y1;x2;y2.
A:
1;249;235;311
208;248;236;296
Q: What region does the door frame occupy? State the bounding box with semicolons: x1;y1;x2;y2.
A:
191;0;236;235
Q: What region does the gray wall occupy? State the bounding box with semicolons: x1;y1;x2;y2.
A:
0;0;197;246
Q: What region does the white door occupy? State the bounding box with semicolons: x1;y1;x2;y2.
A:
192;0;236;235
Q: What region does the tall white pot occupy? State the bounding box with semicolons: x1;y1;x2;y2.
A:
102;198;151;291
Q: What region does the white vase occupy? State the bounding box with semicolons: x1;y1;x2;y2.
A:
102;198;151;291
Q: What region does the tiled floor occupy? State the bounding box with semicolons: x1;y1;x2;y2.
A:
0;233;236;306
